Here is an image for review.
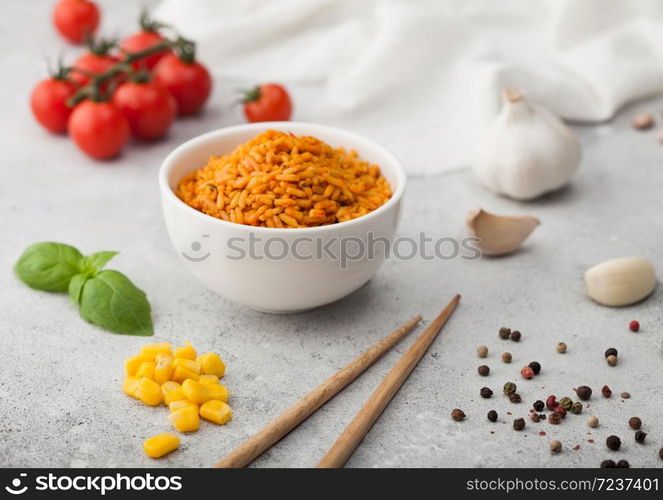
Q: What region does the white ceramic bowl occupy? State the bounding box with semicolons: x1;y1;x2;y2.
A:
159;122;406;313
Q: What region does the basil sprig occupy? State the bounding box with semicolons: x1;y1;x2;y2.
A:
14;242;153;336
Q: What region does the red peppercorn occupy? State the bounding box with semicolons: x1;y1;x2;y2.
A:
546;395;558;410
554;405;567;418
520;366;535;379
629;320;640;332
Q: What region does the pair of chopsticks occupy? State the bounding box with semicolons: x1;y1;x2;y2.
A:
214;294;461;468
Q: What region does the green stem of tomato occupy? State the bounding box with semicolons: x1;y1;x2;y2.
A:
67;40;173;107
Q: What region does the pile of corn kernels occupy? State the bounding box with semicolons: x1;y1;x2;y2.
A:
122;341;232;459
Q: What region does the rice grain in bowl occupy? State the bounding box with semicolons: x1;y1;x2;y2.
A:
159;122;406;313
176;130;392;228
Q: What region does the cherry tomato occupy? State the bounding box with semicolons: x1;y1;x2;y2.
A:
153;54;212;116
53;0;100;44
112;81;176;141
119;12;170;70
68;101;129;159
70;38;120;87
30;76;78;134
242;84;292;122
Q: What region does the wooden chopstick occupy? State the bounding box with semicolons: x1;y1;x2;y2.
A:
213;314;422;468
316;294;461;468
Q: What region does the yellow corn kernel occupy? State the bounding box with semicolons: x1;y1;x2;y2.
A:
199;374;219;386
172;358;201;374
196;352;226;378
169;400;198;412
168;405;200;432
136;361;156;381
161;381;185;405
207;384;230;403
181;379;211;404
200;400;233;425
122;377;140;398
140;342;172;359
124;353;153;377
173;340;196;360
144;432;180;458
171;366;200;384
135;377;162;406
154;356;174;384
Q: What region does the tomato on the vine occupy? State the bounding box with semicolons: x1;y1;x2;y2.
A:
30;66;78;134
71;37;120;87
53;0;100;44
153;53;212;116
119;11;170;70
112;79;176;141
68;101;129;159
242;84;292;122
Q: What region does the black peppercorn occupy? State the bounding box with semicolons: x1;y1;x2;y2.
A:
451;408;466;421
533;400;545;412
509;393;522;403
480;387;493;399
606;435;621;451
528;361;541;375
602;385;612;398
616;460;630;468
635;430;647;444
530;412;540;423
600;460;616;468
499;327;511;339
575;386;592;401
513;418;526;431
478;365;490;376
628;417;642;430
604;347;618;358
510;330;522;342
487;410;498;422
659;447;663;460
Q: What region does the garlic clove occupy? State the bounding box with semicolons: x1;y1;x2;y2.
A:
473;88;581;201
584;257;657;307
466;208;540;256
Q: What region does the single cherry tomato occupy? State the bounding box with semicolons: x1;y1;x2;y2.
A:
242;83;292;123
119;11;170;70
53;0;100;44
112;80;176;141
71;37;120;87
68;100;129;159
30;66;78;134
153;53;212;115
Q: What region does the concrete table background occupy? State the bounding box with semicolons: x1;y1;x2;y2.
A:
1;1;662;468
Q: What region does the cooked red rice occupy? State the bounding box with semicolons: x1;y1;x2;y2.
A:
176;130;392;228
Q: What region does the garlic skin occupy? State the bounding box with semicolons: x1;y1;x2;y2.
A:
466;208;539;256
585;257;656;307
473;88;581;201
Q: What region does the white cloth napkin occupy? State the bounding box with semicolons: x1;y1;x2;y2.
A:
155;0;663;175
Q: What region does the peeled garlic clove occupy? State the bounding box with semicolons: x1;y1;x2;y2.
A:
466;208;540;255
584;257;657;307
473;88;581;201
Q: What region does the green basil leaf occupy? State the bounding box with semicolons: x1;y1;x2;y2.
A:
80;251;118;276
78;270;153;336
14;242;83;292
68;274;87;306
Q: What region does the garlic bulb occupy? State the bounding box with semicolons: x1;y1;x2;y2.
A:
466;208;539;256
585;257;657;307
473;88;581;201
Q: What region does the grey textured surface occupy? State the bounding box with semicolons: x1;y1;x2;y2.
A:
1;1;662;469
